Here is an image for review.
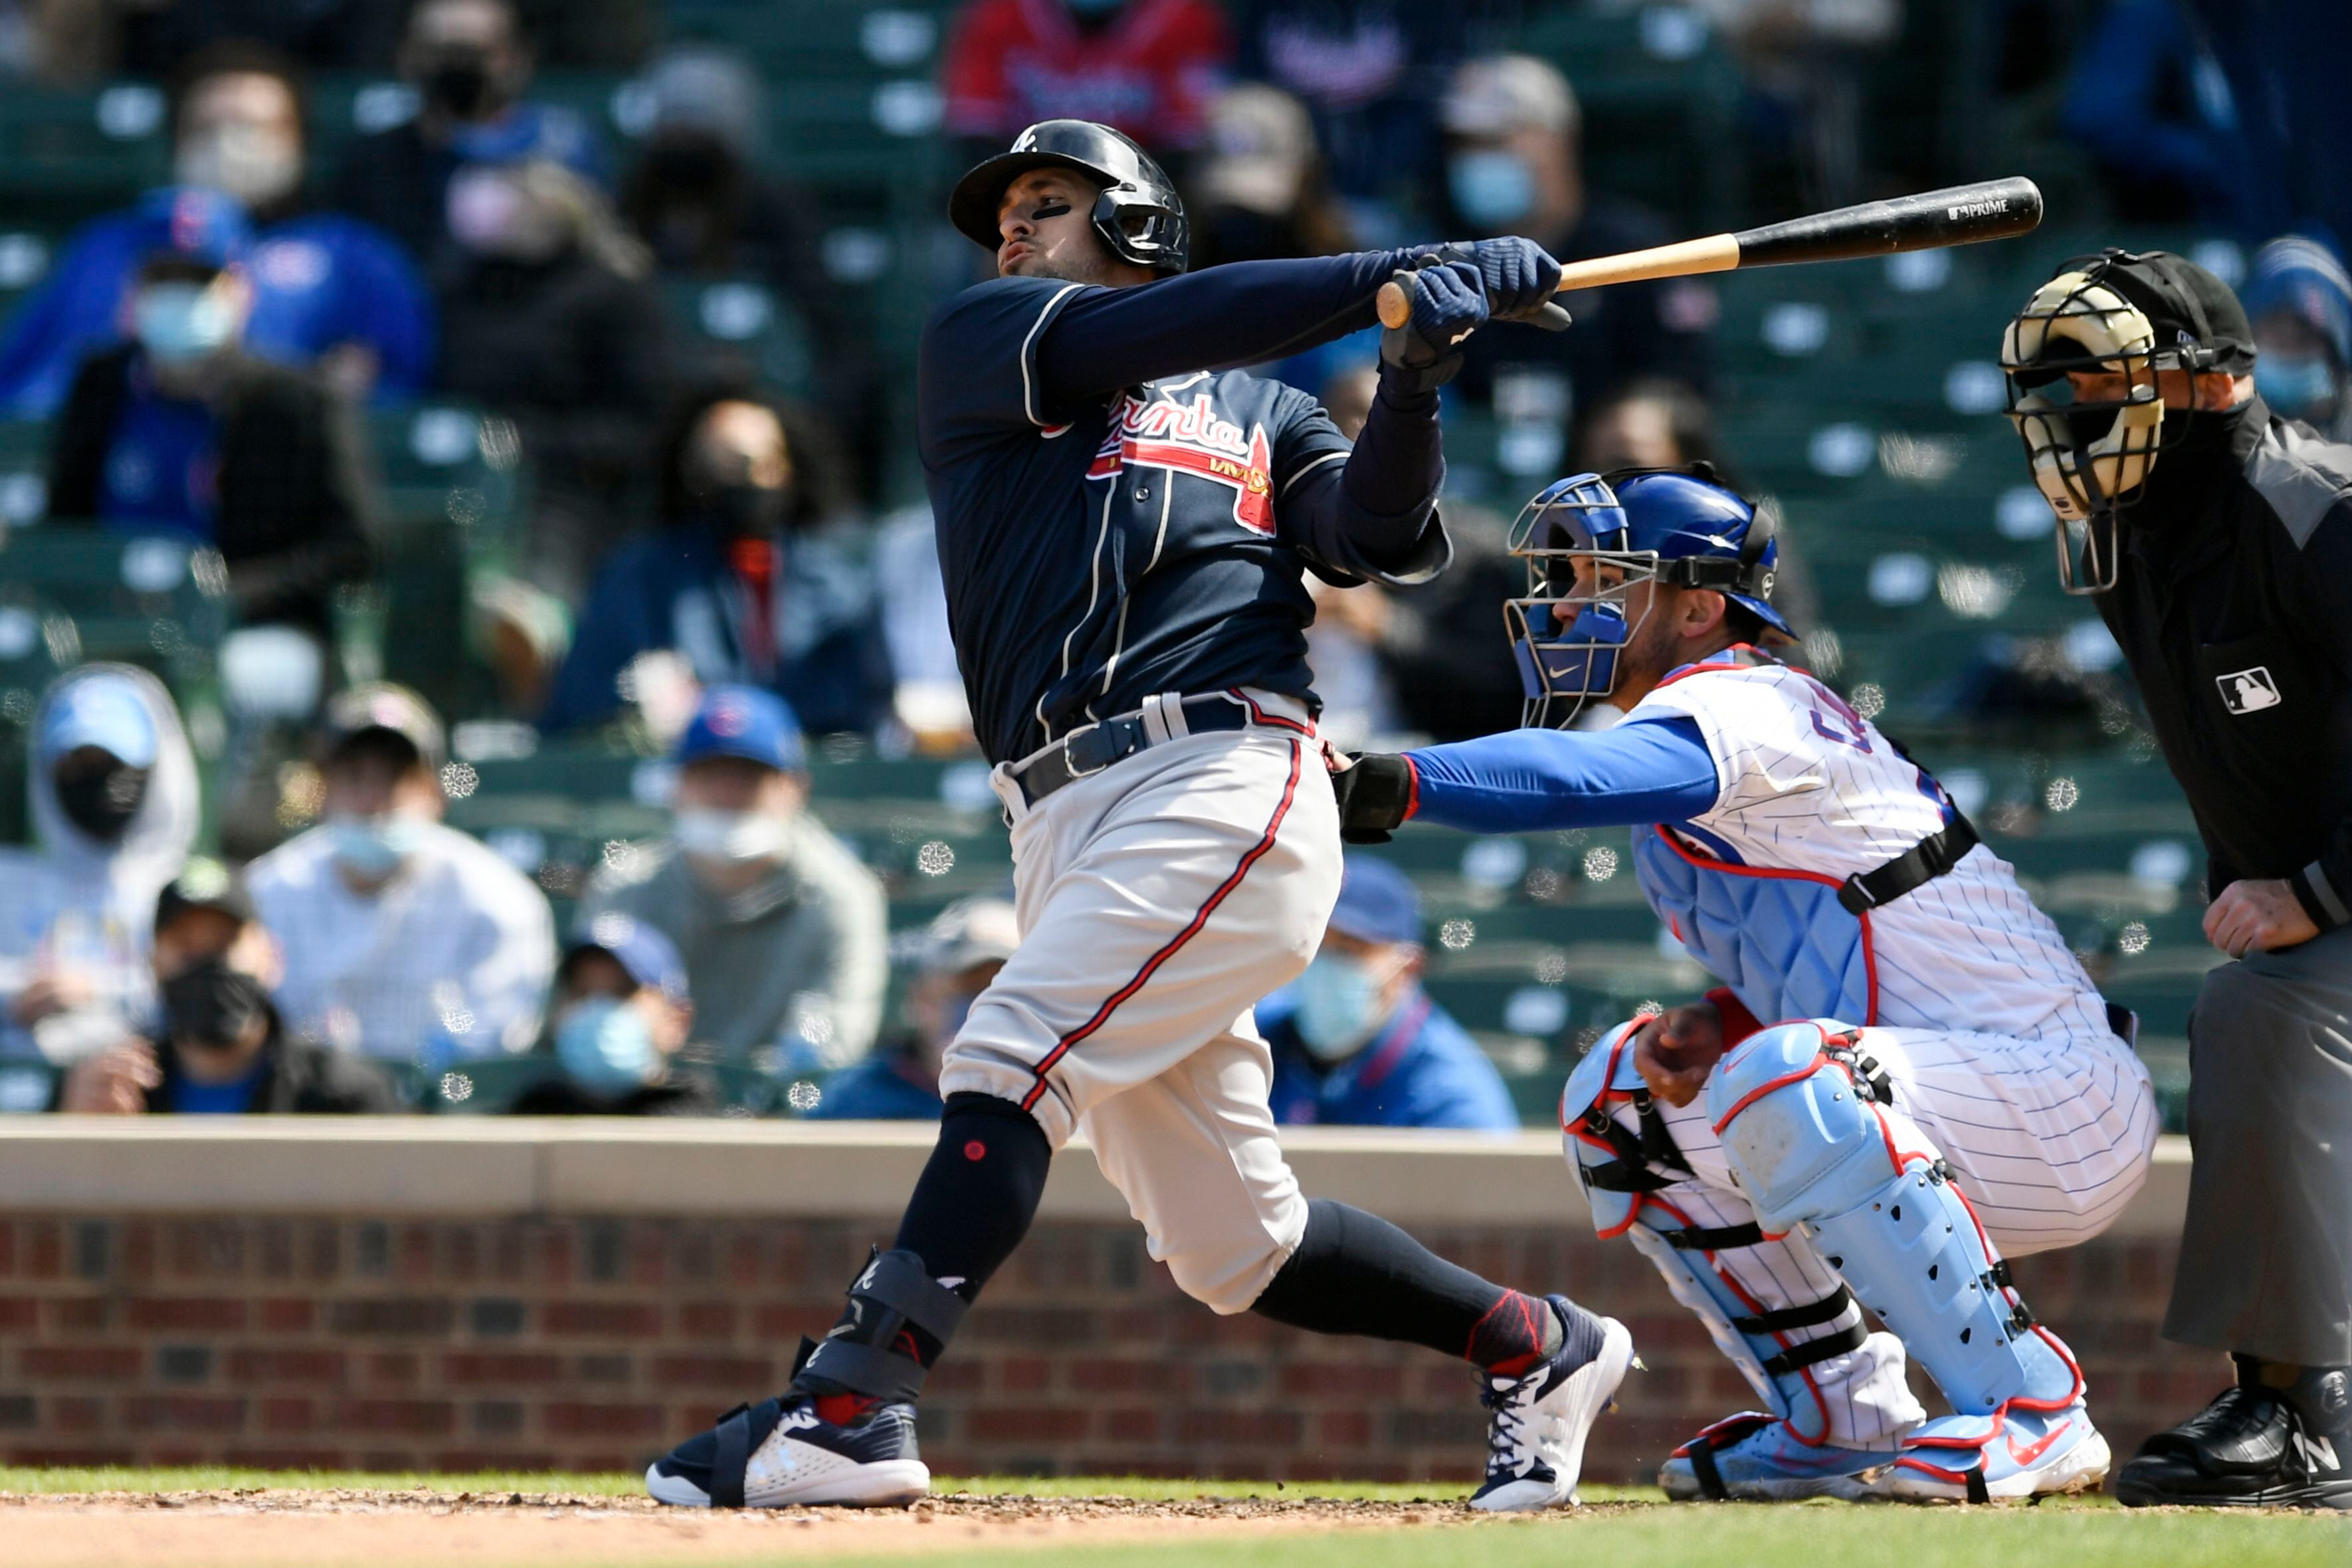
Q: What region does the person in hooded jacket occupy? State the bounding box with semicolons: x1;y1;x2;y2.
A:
540;385;890;737
0;666;201;1066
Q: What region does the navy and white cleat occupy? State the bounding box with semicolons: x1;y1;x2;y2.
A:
1468;1300;1638;1512
1873;1401;2110;1504
1659;1412;1894;1502
646;1393;930;1509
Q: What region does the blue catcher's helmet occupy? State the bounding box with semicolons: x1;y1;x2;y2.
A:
1505;465;1793;728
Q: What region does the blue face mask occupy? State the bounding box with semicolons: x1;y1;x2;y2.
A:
134;282;239;365
555;997;661;1092
1512;599;1628;715
326;813;429;878
1448;149;1537;230
2256;353;2338;417
1293;952;1396;1062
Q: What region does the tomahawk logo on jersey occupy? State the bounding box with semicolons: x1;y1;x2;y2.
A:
1624;649;2105;1039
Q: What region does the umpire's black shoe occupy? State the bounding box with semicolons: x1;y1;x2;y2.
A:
2115;1365;2352;1510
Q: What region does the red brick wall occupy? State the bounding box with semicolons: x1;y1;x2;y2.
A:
0;1213;2209;1482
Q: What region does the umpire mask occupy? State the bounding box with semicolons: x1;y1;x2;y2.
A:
2001;249;2255;593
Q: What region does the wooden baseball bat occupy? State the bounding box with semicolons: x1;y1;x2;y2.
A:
1375;176;2044;330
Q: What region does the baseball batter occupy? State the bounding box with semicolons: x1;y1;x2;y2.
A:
647;120;1634;1512
1332;467;2160;1502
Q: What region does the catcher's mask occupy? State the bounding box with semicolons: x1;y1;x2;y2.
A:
2000;248;2252;594
1505;465;1789;729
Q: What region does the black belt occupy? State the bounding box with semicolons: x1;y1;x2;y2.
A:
1011;693;1294;808
1837;811;1980;915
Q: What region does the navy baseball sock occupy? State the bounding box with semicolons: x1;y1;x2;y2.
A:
1252;1199;1589;1376
795;1095;1050;1419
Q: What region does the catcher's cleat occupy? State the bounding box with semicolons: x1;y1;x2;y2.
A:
1660;1412;1894;1502
1871;1398;2109;1503
1469;1300;1636;1512
2115;1367;2352;1511
646;1391;929;1509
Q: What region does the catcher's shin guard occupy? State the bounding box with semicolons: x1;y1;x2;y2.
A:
1565;1024;1873;1443
1707;1024;2082;1424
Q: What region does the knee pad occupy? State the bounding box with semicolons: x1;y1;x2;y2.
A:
1707;1023;2080;1417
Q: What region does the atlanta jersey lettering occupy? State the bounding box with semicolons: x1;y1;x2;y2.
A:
1629;656;2105;1040
918;274;1438;765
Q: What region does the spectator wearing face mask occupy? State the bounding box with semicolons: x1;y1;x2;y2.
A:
615;44;875;456
577;686;887;1075
2243;234;2352;444
0;45;435;414
56;859;403;1115
942;0;1234;155
1259;855;1517;1131
541;386;889;737
245;683;555;1062
44;213;379;643
808;896;1021;1121
0;666;199;1065
435;157;672;609
330;0;607;261
1436;56;1715;423
508;914;716;1116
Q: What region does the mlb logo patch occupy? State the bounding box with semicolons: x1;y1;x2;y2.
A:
2216;666;2282;714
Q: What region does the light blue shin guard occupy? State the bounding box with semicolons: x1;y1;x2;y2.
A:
1705;1023;2080;1417
1564;1024;1864;1442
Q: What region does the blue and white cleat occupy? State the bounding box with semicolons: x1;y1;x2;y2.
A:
1469;1300;1638;1512
1873;1401;2111;1503
1660;1412;1896;1502
646;1393;930;1508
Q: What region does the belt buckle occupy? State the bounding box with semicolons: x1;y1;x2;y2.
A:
1060;722;1116;779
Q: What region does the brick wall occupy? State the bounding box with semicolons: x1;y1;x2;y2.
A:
0;1211;2211;1482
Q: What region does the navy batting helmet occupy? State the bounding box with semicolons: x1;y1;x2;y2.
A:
949;120;1189;275
1506;465;1791;727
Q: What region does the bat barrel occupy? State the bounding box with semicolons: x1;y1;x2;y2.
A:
1731;176;2042;270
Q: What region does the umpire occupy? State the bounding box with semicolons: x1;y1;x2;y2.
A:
2000;248;2351;1508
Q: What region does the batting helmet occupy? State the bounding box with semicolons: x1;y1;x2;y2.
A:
949;120;1189;275
1999;248;2254;593
1506;465;1791;729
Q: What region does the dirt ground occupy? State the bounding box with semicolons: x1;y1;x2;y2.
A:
1;1487;1510;1567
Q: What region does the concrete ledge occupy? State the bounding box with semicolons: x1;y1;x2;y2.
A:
0;1121;2193;1237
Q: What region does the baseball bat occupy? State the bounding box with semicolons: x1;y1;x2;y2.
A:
1375;176;2044;330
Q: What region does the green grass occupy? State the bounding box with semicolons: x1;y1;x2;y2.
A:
835;1508;2348;1568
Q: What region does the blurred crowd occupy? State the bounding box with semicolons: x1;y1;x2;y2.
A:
1;0;2347;1122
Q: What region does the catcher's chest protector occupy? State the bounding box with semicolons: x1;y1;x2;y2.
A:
1633;826;1876;1028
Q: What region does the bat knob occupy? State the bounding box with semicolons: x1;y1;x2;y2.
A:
1376;278;1411;330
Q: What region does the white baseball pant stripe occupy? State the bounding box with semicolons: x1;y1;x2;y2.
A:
942;691;1341;1314
1591;1021;2158;1448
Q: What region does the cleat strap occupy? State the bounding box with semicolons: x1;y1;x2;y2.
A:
798;1338;930;1403
1689;1438;1729;1501
854;1248;969;1342
1757;1320;1868;1378
1731;1286;1855;1337
1965;1465;1989;1505
710;1398;781;1510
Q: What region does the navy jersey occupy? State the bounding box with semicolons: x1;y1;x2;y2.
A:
919;268;1448;764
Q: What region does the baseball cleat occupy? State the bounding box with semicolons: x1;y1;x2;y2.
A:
2115;1373;2352;1510
1468;1300;1636;1512
646;1393;930;1509
1871;1400;2109;1503
1658;1412;1896;1502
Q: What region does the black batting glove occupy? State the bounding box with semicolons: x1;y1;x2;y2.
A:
1427;238;1572;330
1330;751;1415;844
1379;262;1486;396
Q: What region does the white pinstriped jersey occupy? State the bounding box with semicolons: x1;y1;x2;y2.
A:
1628;659;2107;1042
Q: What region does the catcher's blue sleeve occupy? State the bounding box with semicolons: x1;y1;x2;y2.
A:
1403;716;1722;833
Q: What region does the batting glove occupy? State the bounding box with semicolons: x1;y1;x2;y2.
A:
1379;262;1486;396
1330;752;1415;844
1426;238;1573;330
